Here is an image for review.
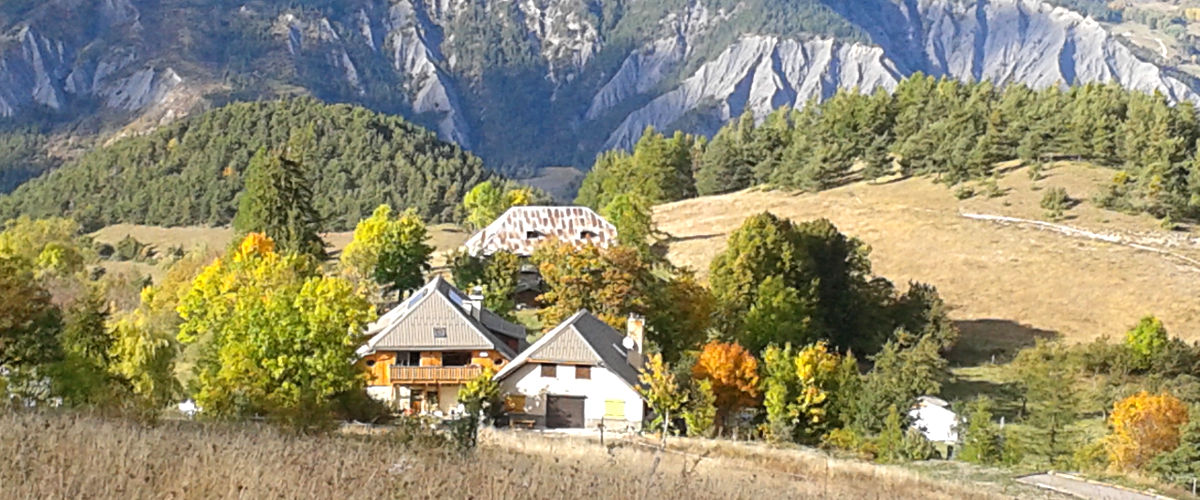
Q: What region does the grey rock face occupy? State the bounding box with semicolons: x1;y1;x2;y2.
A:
0;0;1198;166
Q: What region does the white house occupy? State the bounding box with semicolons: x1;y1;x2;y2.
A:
493;310;646;429
909;395;959;444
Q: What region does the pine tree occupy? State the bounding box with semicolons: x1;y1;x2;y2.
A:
233;148;325;259
960;397;1003;464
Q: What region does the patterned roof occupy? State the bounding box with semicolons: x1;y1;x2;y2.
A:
358;276;522;358
463;206;618;257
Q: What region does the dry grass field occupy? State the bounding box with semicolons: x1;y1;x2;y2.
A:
656;162;1200;346
89;223;472;281
0;411;1051;499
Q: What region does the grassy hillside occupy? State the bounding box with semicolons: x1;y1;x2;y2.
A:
0;411;1044;499
0;98;497;231
89;222;472;282
656;162;1200;346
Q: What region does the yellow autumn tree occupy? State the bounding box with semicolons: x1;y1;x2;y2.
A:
693;340;760;432
1106;391;1190;470
638;353;685;433
793;342;841;431
177;233;374;421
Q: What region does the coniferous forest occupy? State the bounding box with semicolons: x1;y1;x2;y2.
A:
0;98;501;231
579;75;1200;223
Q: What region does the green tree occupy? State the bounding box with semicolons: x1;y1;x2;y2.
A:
341;205;433;297
876;405;905;463
458;367;504;421
602;193;656;254
762;343;800;442
960;396;1003;465
447;249;486;289
463;181;506;230
481;250;520;320
853;333;947;433
1125;315;1169;371
740;276;815;355
233;148;325;258
1151;416;1200;489
0;256;62;370
53;290;124;407
683;378;717;438
1013;340;1080;466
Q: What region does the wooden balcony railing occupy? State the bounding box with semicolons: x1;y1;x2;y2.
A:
389;365;482;384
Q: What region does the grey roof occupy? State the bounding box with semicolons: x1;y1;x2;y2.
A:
495;310;643;390
359;276;522;359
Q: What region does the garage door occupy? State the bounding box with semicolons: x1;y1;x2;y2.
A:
545;395;586;428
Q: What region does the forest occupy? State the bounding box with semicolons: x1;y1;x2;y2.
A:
578;75;1200;224
0;98;508;231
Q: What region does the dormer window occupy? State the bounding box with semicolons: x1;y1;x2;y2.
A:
580;230;598;239
526;230;544;239
433;327;447;339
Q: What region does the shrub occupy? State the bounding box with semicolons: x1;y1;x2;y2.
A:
960;397;1003;465
1040;187;1071;220
953;185;976;200
682;379;717;438
903;427;937;461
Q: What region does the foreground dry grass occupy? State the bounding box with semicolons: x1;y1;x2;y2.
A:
656;163;1200;345
0;412;1034;499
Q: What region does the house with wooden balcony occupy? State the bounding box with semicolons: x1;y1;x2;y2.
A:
357;275;525;415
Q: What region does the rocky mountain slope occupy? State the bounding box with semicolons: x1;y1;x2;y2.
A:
0;0;1196;174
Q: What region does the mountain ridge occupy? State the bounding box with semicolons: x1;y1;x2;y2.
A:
0;0;1197;174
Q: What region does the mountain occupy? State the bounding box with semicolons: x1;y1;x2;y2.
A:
0;0;1197;175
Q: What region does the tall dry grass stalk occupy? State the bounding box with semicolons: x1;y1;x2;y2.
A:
1;411;1012;499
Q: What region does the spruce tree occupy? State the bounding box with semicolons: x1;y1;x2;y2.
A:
233;148;325;259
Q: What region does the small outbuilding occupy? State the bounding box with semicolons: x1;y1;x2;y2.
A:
909;395;959;445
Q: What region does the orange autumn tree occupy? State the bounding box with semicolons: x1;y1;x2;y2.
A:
1106;391;1190;470
693;340;761;432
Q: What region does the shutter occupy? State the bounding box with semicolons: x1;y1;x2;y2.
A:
604;400;625;419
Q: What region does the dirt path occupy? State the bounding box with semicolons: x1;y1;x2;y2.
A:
1016;473;1166;500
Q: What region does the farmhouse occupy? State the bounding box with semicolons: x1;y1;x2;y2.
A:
909;395;959;445
357;276;526;415
463;205;617;257
494;310;646;429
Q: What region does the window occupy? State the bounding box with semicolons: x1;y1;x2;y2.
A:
395;352;420;366
580;230;598;239
526;230;544;239
433;327;447;339
443;352;471;366
540;364;557;377
575;366;591;379
505;395;526;412
365;360;377;367
604;400;625;419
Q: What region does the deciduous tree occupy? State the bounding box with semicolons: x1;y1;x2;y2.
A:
638;353;686;434
693;341;760;432
1106;391;1189;470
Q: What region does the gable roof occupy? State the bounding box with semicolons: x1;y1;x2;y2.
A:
358;276;522;359
463;206;618;257
494;310;643;392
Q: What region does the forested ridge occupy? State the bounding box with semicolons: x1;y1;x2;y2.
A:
0;98;501;231
579;75;1200;222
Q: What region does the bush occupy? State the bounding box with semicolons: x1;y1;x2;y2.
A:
114;235;147;262
1040;187;1071;220
960;397;1003;465
953;185;976;200
903;427;937;461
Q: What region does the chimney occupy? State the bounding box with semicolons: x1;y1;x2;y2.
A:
464;286;485;318
625;313;645;370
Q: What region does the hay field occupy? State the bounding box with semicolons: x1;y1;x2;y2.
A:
0;411;1044;499
89;223;472;281
656;163;1200;344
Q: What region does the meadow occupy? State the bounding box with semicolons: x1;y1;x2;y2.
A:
0;411;1050;500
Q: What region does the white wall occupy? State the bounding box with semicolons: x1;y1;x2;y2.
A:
499;363;644;426
909;405;958;443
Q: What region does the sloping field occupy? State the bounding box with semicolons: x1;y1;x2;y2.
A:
656;163;1200;343
89;223;472;281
